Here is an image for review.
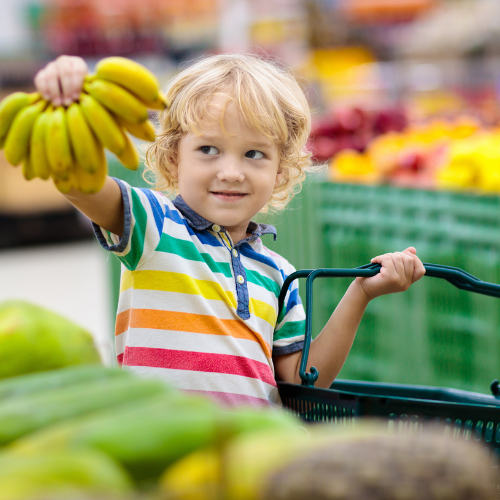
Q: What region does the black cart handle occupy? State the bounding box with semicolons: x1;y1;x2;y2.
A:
277;263;500;387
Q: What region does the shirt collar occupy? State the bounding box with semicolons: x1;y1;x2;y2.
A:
172;195;277;242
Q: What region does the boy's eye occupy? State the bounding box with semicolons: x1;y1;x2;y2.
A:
200;146;219;155
245;150;264;159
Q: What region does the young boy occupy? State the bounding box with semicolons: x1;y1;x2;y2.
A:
34;54;425;407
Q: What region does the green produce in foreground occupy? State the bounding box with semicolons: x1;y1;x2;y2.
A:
0;300;101;379
0;374;171;445
0;364;132;401
9;391;300;483
0;449;133;500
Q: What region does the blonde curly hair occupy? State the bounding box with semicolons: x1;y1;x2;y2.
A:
144;53;313;212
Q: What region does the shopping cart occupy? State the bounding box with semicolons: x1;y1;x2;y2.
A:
277;263;500;460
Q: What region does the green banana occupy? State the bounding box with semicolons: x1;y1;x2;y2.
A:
74;146;107;194
0;92;40;148
66;102;103;173
45;106;73;177
0;364;130;401
0;450;133;500
0;375;169;445
117;115;156;142
84;79;149;124
3;99;46;166
10;392;222;481
79;93;125;156
29;111;51;180
95;56;160;103
21;155;35;181
116;129;140;170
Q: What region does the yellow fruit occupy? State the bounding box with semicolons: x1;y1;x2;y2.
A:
4;100;46;166
79;93;125;156
117;116;156;142
84;79;149;124
21;156;35;181
74;148;107;194
95;56;160;103
160;447;221;500
116;129;140;170
0;450;133;500
0;92;40;147
29;111;51;180
52;171;77;194
66;102;103;173
140;91;168;110
45;107;74;177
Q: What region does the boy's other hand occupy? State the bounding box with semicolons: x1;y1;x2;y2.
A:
355;247;425;301
34;55;88;107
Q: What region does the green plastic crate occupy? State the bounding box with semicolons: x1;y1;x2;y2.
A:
263;181;500;395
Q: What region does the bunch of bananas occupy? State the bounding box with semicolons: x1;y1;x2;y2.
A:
0;57;166;194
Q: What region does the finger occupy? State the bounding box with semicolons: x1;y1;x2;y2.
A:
401;252;416;281
46;62;64;106
69;58;88;101
373;253;397;277
412;255;426;282
403;247;416;255
34;70;51;102
391;252;408;280
35;61;62;105
58;56;85;106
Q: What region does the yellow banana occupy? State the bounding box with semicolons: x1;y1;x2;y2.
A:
45;106;73;177
0;91;40;148
22;155;36;181
117;129;140;170
74;147;107;194
4;99;46;166
66;102;103;173
116;116;156;142
95;57;160;103
83;79;148;124
79;93;125;156
30;110;51;180
52;171;76;194
140;91;168;111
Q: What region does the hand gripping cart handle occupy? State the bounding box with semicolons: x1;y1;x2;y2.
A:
276;263;500;462
278;262;500;388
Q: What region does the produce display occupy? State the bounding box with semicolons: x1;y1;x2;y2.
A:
0;300;101;379
310;106;500;194
0;56;167;194
309;106;408;163
0;292;497;499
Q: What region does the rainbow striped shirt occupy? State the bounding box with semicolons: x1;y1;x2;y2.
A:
93;178;305;407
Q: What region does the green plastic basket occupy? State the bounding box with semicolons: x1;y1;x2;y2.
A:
277;262;500;459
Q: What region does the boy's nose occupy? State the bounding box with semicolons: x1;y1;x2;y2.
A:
217;159;244;183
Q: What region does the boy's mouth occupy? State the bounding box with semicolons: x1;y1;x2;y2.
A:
211;191;248;201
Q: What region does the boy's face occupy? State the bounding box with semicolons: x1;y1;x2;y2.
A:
175;96;282;244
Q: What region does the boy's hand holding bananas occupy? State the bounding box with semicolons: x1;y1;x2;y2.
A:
0;56;167;194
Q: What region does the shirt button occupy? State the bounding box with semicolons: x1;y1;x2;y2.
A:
212;224;221;233
232;249;238;258
236;275;245;284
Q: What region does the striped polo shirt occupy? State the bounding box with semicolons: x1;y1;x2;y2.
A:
93;178;305;407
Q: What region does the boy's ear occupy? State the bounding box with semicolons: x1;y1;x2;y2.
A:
170;164;179;180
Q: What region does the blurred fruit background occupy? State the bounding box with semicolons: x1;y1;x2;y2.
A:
2;0;500;392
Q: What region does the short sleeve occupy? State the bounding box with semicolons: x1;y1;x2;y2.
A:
272;266;305;356
92;178;166;271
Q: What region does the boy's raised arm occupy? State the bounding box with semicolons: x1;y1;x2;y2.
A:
63;177;124;237
274;248;425;388
34;55;125;237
